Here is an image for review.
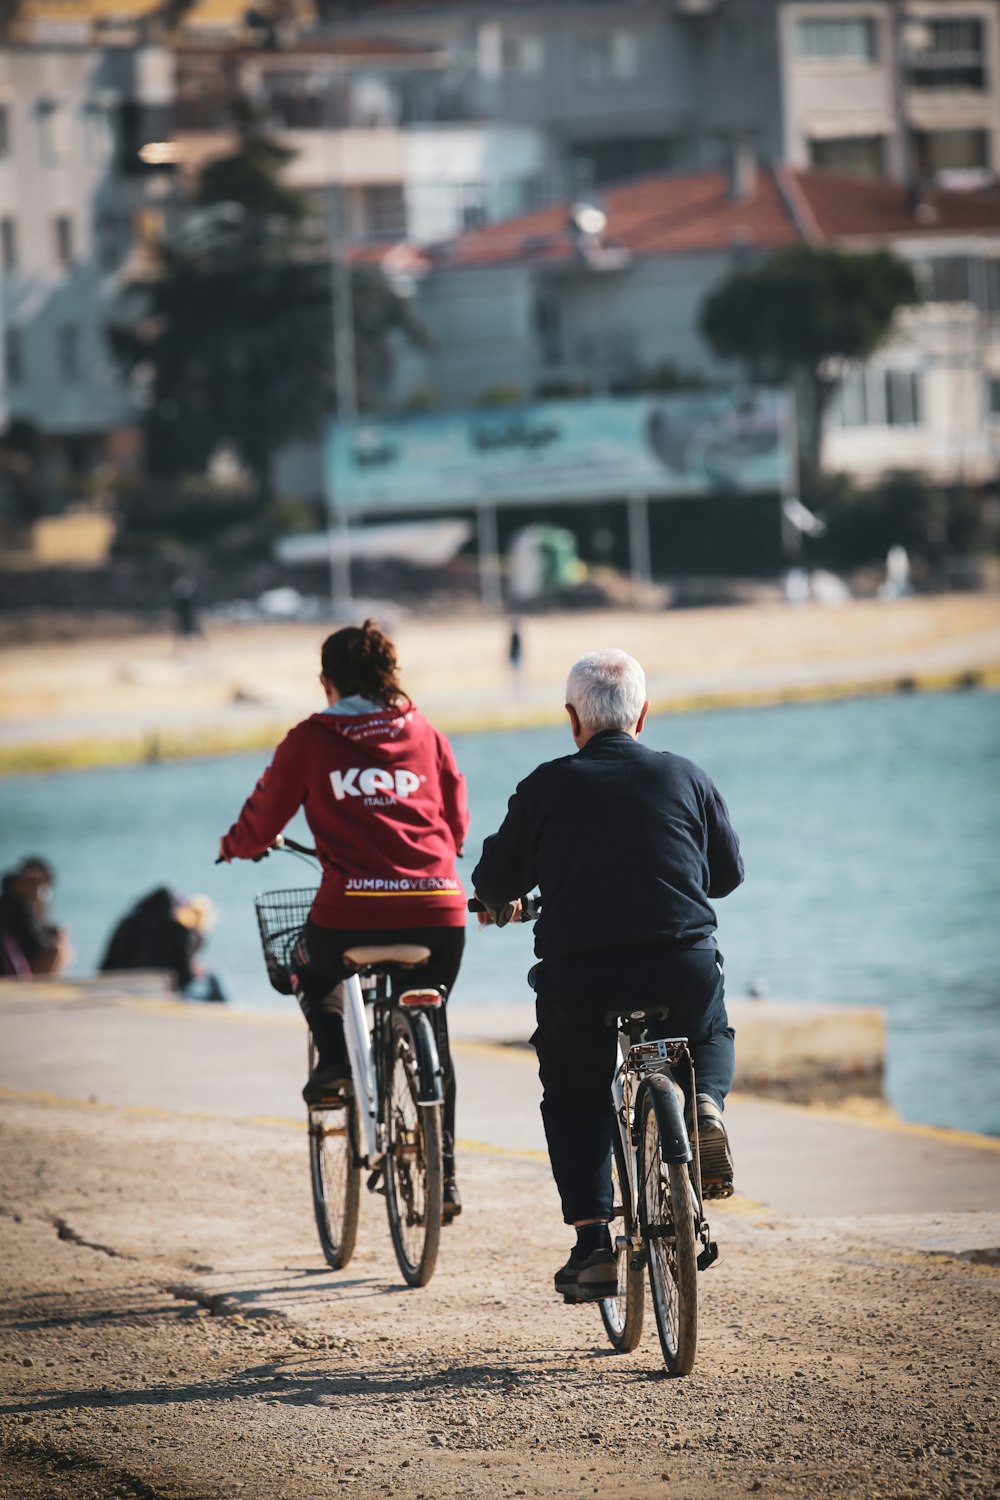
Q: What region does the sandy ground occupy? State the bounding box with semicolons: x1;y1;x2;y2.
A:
2;595;1000;757
1;1093;999;1500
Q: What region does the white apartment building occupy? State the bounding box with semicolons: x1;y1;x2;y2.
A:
780;1;1000;184
0;42;177;483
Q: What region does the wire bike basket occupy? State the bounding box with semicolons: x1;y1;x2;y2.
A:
254;888;317;995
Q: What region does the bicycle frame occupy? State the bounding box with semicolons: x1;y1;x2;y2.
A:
611;1029;711;1266
341;972;381;1164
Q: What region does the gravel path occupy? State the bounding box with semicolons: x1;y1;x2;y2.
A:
2;1095;998;1500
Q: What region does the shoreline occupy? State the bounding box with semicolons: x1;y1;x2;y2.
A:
3;659;999;777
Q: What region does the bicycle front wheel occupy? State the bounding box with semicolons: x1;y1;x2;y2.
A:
384;1009;443;1287
600;1120;644;1353
638;1079;698;1375
309;1091;361;1270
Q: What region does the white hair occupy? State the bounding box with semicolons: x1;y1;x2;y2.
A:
565;649;647;732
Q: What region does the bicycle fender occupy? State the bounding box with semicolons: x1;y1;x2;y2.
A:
402;1009;444;1106
642;1074;693;1165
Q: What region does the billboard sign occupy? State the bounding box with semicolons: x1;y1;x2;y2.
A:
325;388;793;514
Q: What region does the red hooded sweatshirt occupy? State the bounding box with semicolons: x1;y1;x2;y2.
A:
221;701;469;929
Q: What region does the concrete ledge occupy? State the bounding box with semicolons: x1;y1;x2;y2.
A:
449;997;886;1105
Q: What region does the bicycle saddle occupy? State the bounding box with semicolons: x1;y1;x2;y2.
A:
604;1004;671;1028
342;943;431;970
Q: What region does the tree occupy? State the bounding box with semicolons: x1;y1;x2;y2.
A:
699;247;918;498
111;107;424;503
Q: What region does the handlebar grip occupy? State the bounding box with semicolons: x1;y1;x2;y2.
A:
468;896;517;928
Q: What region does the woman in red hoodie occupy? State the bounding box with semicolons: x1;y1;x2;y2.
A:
219;619;469;1218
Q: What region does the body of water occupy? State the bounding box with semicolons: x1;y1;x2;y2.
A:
2;691;998;1135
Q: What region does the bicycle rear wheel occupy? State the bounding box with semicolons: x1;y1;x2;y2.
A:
600;1120;644;1352
384;1009;443;1287
309;1091;361;1270
638;1079;698;1375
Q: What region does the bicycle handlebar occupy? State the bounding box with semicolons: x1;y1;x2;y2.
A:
215;833;318;866
467;894;540;928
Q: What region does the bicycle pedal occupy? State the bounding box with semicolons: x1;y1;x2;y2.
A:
366;1168;386;1196
697;1240;720;1272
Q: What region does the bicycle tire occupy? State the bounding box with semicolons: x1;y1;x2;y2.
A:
600;1120;644;1353
384;1009;443;1287
308;1090;362;1270
638;1078;698;1375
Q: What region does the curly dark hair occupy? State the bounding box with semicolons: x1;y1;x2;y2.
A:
320;619;407;710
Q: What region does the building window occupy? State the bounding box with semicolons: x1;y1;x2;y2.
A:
904;17;986;90
502;33;545;76
38;99;69;165
83;103;112;165
913;128;990;178
809;135;886;178
1;217;17;274
535;295;562;365
884;370;921;427
832;366;922;428
54;214;74;268
986;377;1000;418
923;255;1000;311
578;31;642;81
359;184;406;242
0;104;10;159
796;18;877;62
5;327;24;386
57;324;80;383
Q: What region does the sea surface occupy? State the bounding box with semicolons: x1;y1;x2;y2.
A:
2;691;998;1135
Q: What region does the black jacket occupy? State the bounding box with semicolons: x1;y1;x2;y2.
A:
472;730;743;961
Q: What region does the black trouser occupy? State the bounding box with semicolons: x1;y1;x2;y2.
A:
531;942;735;1225
292;920;465;1167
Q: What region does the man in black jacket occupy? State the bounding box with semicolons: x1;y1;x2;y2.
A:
472;648;743;1302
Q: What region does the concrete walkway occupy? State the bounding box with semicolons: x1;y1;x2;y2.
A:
3;981;998;1247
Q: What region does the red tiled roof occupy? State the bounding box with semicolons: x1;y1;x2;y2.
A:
789;168;1000;241
407;165;1000;276
431;168;801;272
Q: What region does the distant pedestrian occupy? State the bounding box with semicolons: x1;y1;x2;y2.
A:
171;576;203;651
508;615;523;691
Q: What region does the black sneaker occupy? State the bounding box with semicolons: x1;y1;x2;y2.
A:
690;1093;734;1199
554;1247;618;1303
442;1176;462;1224
302;1062;351;1107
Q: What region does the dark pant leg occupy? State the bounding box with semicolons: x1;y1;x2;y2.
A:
293;922;465;1155
532;943;735;1224
531;955;620;1225
643;948;735;1112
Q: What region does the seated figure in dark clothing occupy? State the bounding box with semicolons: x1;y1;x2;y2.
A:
100;889;227;1002
0;856;71;977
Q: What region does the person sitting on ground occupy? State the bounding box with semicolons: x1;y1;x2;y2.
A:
0;856;72;978
100;888;226;1001
217;618;469;1222
471;648;743;1302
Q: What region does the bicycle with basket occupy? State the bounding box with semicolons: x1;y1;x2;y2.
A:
252;836;446;1287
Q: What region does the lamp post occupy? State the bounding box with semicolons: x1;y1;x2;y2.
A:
324;62;355;613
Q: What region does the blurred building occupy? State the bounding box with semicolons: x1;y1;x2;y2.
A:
316;1;1000;191
2;0;1000;507
385;164;1000;486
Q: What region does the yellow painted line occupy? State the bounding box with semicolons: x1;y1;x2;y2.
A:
0;1084;542;1161
455;1137;549;1163
736;1091;1000;1153
452;1039;535;1063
